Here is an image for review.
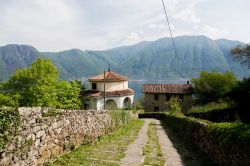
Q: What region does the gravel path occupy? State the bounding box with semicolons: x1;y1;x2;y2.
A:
120;119;183;166
155;119;183;166
120;119;150;166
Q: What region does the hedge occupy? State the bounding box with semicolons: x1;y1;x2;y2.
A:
139;113;250;166
186;107;250;124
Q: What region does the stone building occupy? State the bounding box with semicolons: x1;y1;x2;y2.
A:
142;83;193;112
83;70;134;110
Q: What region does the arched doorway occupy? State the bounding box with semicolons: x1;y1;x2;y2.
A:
123;97;131;109
106;99;117;110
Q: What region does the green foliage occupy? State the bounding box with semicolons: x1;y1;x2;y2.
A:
5;58;59;107
81;96;96;110
140;112;250;165
1;58;82;109
106;100;117;110
110;110;132;130
2;37;250;82
0;107;20;151
167;97;182;114
143;122;164;166
189;102;230;114
231;44;250;68
55;80;81;109
227;77;250;109
192;71;237;104
0;93;20;108
42;108;63;117
207;122;250;149
134;97;144;112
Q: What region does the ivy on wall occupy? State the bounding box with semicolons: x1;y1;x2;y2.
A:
0;107;20;151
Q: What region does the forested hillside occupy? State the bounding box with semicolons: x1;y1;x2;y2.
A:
0;35;249;81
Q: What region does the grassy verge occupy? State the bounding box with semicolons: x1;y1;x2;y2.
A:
47;120;144;166
142;122;165;166
189;102;230;114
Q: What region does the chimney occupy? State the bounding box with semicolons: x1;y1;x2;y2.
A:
187;81;189;84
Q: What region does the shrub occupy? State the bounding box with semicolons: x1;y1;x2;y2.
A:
167;98;182;114
110;110;133;130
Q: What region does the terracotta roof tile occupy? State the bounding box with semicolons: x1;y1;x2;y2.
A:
82;88;134;98
88;71;128;82
142;84;193;94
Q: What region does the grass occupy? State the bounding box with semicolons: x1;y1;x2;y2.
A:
189;102;230;114
47;120;144;166
142;122;165;166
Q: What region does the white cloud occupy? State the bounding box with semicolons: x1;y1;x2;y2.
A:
173;4;200;24
148;24;167;29
0;0;249;51
148;24;157;28
202;25;229;39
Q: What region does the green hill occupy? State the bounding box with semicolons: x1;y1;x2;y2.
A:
0;35;249;81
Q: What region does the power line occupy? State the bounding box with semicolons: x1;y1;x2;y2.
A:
161;0;184;76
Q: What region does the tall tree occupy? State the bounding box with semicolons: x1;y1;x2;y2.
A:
192;71;237;104
6;58;59;107
2;58;81;109
231;44;250;68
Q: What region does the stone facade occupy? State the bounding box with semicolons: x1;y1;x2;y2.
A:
144;93;192;112
0;107;115;166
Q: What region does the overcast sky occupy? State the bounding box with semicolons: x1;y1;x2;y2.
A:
0;0;249;51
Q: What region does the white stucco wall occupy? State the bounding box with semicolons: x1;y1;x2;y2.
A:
90;81;128;92
96;95;134;110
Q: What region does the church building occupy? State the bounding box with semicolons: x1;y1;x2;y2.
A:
83;70;134;110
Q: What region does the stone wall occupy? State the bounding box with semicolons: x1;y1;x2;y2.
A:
139;113;250;166
0;107;117;166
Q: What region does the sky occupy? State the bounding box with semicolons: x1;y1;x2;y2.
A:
0;0;249;52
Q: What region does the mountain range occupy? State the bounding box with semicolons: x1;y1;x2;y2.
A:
0;35;249;81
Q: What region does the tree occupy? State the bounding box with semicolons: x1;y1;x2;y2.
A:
5;58;59;107
55;80;81;109
228;77;250;108
231;44;250;68
2;58;81;109
192;71;237;104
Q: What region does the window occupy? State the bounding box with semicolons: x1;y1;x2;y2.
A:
154;94;159;101
179;94;184;100
166;94;171;101
92;83;97;90
154;107;159;112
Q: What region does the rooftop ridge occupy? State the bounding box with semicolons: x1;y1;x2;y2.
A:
142;83;193;94
88;71;128;82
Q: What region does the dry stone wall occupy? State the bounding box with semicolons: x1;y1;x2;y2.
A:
0;107;115;166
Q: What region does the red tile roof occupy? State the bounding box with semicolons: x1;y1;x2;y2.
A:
88;71;128;82
82;88;134;98
143;84;193;94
